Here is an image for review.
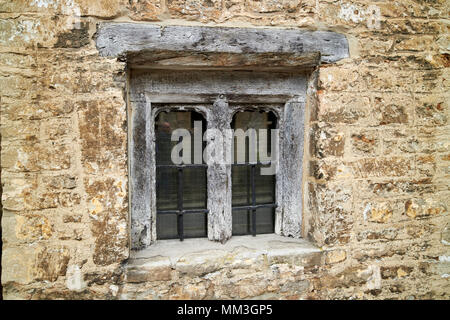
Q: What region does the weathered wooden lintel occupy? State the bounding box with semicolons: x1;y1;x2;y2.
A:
96;24;349;70
139;93;294;104
127;50;321;71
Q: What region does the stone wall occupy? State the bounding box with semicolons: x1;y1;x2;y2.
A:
1;0;449;299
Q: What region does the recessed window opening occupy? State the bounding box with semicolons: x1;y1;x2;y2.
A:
155;110;208;240
231;110;278;236
129;69;309;248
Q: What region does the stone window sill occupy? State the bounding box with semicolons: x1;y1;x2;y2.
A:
125;234;324;283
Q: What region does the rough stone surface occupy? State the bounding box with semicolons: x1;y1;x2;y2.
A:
1;0;449;300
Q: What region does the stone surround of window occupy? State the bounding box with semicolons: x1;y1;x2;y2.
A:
96;23;349;251
124;234;324;285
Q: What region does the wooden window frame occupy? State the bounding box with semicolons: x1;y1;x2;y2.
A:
130;71;307;248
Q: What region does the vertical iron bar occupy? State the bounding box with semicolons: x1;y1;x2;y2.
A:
251;164;256;236
178;167;184;241
246;166;251;234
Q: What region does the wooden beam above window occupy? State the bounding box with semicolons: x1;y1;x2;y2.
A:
96;24;349;70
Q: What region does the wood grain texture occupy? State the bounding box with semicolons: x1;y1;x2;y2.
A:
281;98;305;238
128;50;321;71
130;69;308;100
96;24;349;65
206;97;233;243
129;95;153;249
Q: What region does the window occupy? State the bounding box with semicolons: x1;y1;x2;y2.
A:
153;108;280;240
98;23;350;250
130;70;307;249
155;110;207;240
231;110;278;236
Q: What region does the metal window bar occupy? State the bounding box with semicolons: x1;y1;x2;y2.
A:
156;163;209;241
232;161;278;236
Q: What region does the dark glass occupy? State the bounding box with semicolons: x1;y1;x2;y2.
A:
155;110;207;240
183;212;207;238
183;167;207;209
157;214;178;240
232;207;274;236
254;207;275;234
232;209;251;235
231;110;277;236
254;163;275;205
231;166;251;206
156;167;178;211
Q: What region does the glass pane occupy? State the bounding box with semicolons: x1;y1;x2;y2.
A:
232;209;251;236
232;165;275;206
231;110;277;235
183;167;207;209
155;110;207;240
232;111;277;163
157;214;178;240
255;207;275;234
155;112;180;165
184;212;207;238
255;163;275;205
232;208;275;236
156;167;178;211
232;166;251;206
155;110;206;165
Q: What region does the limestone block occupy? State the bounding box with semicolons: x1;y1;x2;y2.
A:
126;257;172;282
128;0;166;21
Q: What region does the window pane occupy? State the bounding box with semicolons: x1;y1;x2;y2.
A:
232;166;251;206
157;214;178;240
255;163;275;205
156;167;178;211
232;110;277;163
183;167;207;209
155;110;207;240
231;110;277;235
254;207;275;234
232;164;275;206
232;208;274;236
232;209;251;235
184;212;207;238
